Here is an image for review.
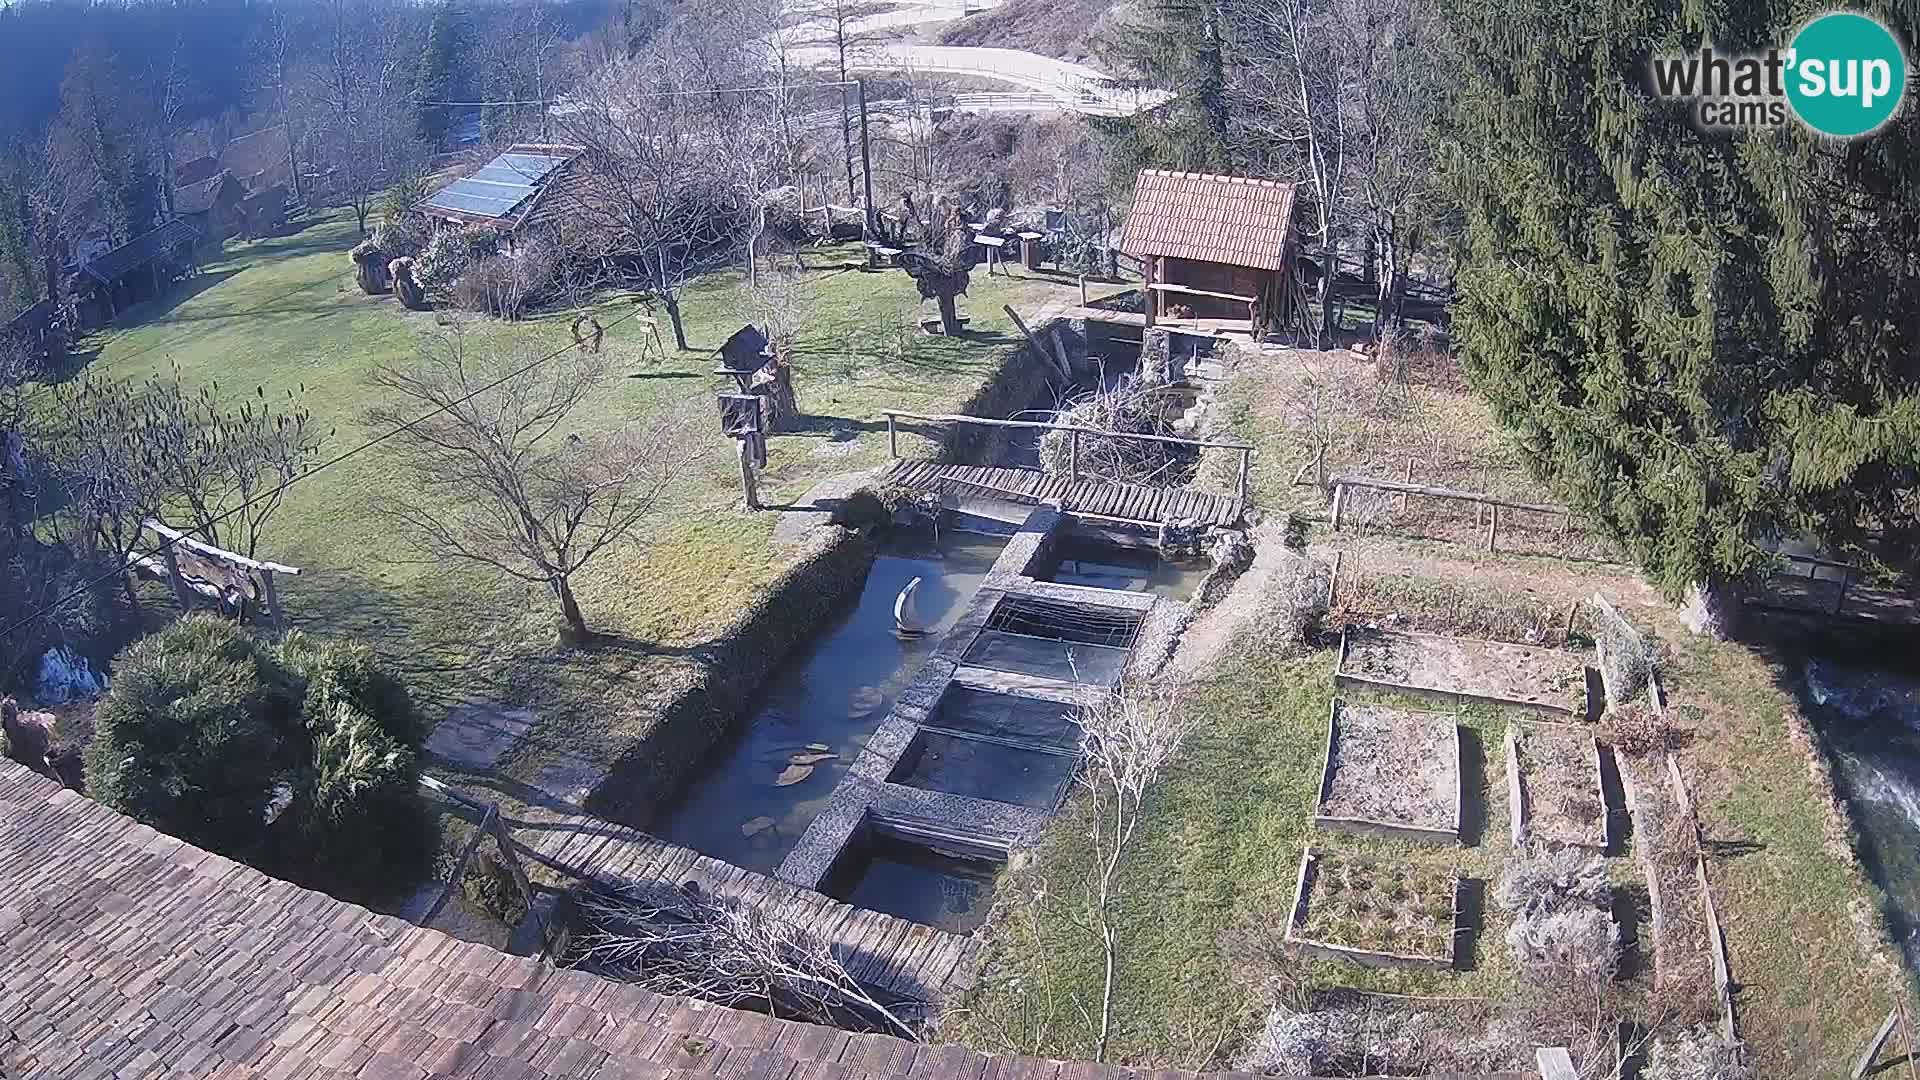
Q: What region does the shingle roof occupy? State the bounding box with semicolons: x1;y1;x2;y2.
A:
2;760;1301;1080
1119;170;1298;272
174;171;243;217
175;154;223;187
78;218;201;285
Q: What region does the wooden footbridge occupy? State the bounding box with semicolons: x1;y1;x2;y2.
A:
881;411;1253;527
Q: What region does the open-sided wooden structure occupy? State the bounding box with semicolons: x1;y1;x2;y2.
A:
1119;169;1302;338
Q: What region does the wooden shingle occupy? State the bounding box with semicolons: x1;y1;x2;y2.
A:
1119;169;1298;272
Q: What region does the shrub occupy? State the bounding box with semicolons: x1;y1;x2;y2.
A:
415;226;500;299
1603;702;1688;757
85;616;293;859
1646;1027;1753;1080
1505;906;1620;988
84;615;424;902
1497;844;1611;915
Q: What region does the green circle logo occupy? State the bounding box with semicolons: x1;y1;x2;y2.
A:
1786;12;1908;137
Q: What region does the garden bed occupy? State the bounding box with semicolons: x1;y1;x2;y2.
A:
1505;721;1607;850
1284;848;1461;971
1336;626;1590;718
1314;700;1462;844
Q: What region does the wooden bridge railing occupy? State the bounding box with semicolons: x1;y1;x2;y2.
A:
880;409;1256;507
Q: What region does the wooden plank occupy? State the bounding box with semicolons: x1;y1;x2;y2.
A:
1851;1007;1901;1078
1536;1047;1578;1080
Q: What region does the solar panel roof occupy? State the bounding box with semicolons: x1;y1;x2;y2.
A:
421;149;573;224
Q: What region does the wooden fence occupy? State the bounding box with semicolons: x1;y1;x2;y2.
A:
416;775;557;955
1327;475;1571;554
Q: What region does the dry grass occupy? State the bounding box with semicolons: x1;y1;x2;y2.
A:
1294;852;1458;961
1318;704;1458;834
1512;724;1605;849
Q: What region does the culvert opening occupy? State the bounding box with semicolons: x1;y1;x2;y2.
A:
961;595;1141;684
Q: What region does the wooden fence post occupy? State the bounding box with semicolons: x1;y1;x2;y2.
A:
1069;428;1081;482
1330;483;1346;531
260;569;284;633
886;412;898;458
160;545;193;612
422;805;497;925
1486;503;1499;553
1236;448;1252;509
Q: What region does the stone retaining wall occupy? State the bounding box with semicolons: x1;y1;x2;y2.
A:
585;524;880;827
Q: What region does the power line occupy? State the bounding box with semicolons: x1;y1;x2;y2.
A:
0;302;656;642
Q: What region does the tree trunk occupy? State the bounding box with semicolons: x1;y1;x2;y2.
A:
555;576;588;640
937;292;959;336
122;569;142;615
664;294;688;351
354;203;370;237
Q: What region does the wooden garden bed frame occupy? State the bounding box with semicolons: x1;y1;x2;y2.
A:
1314;699;1463;845
1505;720;1608;851
1283;848;1461;972
1335;626;1589;720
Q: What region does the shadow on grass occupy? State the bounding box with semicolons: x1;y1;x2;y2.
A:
1454;876;1486;974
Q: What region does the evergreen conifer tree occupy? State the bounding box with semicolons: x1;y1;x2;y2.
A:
415;4;471;146
1442;0;1920;609
1093;0;1236;183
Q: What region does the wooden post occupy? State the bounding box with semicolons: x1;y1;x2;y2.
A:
1069;428;1081;482
857;80;876;240
1330;483;1346;531
160;545;193;611
1236;448;1251;509
1078;273;1088;307
486;809;544;948
1853;1007;1901;1079
1835;567;1852;617
887;412;898;458
260;568;284;634
1401;458;1414;514
1005;304;1070;381
1486;502;1499;553
1144;256;1157;328
737;438;761;510
423;805;496;925
1536;1047;1577;1080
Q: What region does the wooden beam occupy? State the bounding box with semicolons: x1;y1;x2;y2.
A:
142;520;302;575
422;804;496;926
1003;305;1070;381
1536;1047;1577;1080
1853;1008;1900;1079
1145;282;1259;304
877;409;1253;451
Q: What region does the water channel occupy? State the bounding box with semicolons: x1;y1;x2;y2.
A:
1803;657;1920;970
653;528;1009;875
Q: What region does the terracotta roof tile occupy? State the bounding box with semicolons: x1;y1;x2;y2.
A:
1119;170;1298;271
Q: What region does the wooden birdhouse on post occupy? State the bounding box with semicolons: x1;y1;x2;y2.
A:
717;391;766;511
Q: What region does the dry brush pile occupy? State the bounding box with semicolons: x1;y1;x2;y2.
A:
1037;380;1199;489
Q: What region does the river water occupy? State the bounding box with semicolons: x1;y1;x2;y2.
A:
1804;658;1920;969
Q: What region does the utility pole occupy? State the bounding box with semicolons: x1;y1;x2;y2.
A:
857;79;876;241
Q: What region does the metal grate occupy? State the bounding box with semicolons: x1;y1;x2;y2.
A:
981;594;1141;649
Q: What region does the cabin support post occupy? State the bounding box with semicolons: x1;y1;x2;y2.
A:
260;569;284;634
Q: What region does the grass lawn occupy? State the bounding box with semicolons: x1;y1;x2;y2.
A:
945;636;1524;1069
73;209;1093;825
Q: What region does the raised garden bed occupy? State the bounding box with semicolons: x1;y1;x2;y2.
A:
1284;848;1460;971
1337;626;1590;718
1505;721;1608;850
1314;700;1462;844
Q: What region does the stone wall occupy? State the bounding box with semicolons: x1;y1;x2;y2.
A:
586;525;880;827
941;325;1084;463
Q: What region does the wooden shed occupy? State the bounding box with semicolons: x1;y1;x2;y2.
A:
1119;169;1302;338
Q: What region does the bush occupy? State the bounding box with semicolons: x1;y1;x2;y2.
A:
1646;1027;1753;1080
1505;906;1620;988
453;242;558;319
415;225;500;299
1497;844;1611;915
84;615;424;902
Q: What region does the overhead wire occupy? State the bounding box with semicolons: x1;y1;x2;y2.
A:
0;301;655;641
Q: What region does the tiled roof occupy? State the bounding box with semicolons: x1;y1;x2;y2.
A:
78;219;201;285
0;760;1283;1080
1119;170;1298;272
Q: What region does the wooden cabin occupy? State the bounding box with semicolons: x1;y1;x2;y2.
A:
1119;169;1302;339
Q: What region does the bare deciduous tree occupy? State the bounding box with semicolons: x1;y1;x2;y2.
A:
553;55;742;351
570;881;921;1038
294;0;428;235
1068;679;1196;1062
369;329;706;640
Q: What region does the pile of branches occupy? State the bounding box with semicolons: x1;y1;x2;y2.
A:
568;881;920;1039
1036;379;1197;487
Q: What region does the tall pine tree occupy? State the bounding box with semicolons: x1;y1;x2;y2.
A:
1092;0;1235;184
414;5;471;146
1442;0;1920;616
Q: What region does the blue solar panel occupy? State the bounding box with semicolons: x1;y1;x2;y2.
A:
422;150;572;223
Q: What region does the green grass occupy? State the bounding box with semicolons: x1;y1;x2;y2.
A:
945;637;1521;1069
74;210;1093;818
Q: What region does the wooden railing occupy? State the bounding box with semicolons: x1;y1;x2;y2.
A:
880;409;1256;506
1326;475;1571;553
416;774;556;954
